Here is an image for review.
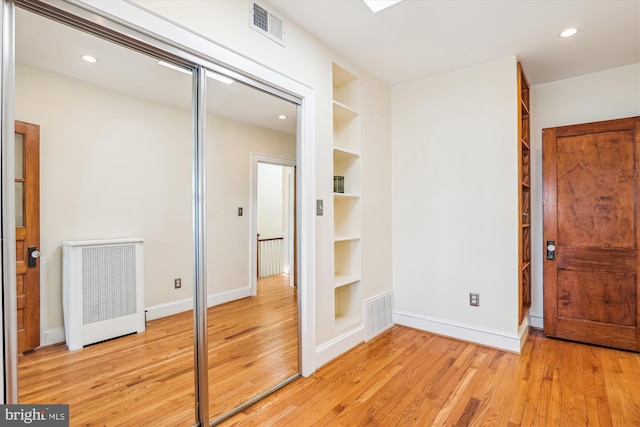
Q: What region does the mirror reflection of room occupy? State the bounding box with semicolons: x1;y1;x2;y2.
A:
15;8;196;425
203;72;299;422
15;7;299;425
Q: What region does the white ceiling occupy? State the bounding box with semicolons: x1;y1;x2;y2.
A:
13;0;639;131
15;8;298;135
267;0;640;86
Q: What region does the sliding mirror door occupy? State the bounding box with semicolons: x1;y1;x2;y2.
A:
15;8;197;424
204;70;299;423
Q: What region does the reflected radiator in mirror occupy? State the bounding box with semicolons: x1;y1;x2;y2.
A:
62;238;145;351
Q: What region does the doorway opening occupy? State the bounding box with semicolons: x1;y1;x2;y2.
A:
253;155;296;294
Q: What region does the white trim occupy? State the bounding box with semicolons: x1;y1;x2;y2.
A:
146;287;252;321
146;286;251;321
207;288;252;310
394;310;523;353
529;313;544;329
42;328;65;347
145;297;193;322
71;0;317;377
315;326;364;369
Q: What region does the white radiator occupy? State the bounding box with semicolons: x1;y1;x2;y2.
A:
364;291;394;341
62;238;145;351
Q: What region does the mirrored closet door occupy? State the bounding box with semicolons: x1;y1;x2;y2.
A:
203;69;300;423
10;2;303;425
15;7;197;425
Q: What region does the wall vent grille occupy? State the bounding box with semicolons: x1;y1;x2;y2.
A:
250;2;285;45
364;291;394;341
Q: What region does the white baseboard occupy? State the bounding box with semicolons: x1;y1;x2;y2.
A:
42;327;65;347
145;286;252;321
42;286;253;346
394;310;523;354
145;297;193;321
315;326;364;369
529;313;543;329
207;287;252;309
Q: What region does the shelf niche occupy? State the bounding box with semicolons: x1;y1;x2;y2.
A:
332;62;362;330
335;281;361;331
518;62;532;321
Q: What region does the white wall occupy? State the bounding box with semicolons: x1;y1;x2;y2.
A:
391;57;521;350
129;0;393;352
15;63;295;340
257;163;284;238
529;63;640;328
16;63;193;338
206;115;295;295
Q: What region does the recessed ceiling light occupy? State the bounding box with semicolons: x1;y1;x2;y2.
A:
560;28;578;38
278;114;287;120
82;55;98;63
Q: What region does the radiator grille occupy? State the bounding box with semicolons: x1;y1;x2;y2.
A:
63;238;145;351
82;245;137;325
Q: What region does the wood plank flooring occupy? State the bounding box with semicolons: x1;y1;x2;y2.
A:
18;274;298;426
221;326;640;426
18;277;640;426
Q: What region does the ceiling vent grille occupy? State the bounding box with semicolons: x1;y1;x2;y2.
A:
250;2;285;45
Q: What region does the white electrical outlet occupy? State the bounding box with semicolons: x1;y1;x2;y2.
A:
469;292;479;307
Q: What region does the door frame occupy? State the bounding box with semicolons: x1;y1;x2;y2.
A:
251;153;296;295
1;0;318;408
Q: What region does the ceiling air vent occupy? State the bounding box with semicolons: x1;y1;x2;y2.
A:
250;2;285;46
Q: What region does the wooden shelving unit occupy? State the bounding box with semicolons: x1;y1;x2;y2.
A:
518;62;531;324
332;62;361;331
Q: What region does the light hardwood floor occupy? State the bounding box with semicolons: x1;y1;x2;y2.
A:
221;326;640;426
19;279;640;426
18;274;298;426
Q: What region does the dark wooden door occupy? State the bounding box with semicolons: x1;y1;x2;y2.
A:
15;120;40;353
543;116;640;351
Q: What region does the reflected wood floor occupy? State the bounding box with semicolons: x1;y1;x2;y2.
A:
19;285;640;426
18;274;297;426
221;326;640;426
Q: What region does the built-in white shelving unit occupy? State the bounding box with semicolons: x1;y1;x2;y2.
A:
332;62;361;331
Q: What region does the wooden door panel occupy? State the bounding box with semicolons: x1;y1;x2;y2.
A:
557;247;635;272
543;116;640;352
15;120;40;353
557;271;636;326
552;318;638;351
557;131;635;248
